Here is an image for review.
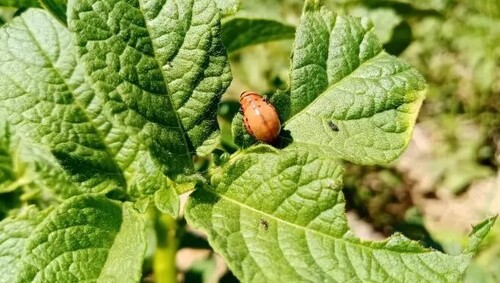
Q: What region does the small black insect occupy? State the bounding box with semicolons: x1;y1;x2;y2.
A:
327;121;339;132
164;61;173;69
260;218;268;231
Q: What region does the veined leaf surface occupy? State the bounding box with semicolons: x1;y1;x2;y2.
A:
16;195;146;283
234;0;426;165
0;207;51;283
187;146;495;282
68;0;231;177
0;1;231;199
0;9;124;196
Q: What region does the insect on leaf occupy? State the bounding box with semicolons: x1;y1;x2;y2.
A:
233;0;426;165
186;145;496;282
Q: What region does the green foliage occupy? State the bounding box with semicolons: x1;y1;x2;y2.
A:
0;1;232;280
154;187;180;217
0;0;495;282
187;146;495;282
465;223;500;283
0;196;145;283
233;0;425;165
68;0;231;179
403;0;500;118
16;195;145;283
1;0;232;199
0;9;125;197
0;206;50;283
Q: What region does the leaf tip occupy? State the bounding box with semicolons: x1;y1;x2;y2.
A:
304;0;323;11
464;215;497;254
360;17;374;31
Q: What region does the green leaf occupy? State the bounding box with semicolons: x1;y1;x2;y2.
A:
154;187;180;217
39;0;68;25
196;131;221;157
68;0;231;178
0;9;126;197
283;1;425;165
1;2;230;203
0;206;51;283
234;0;426;165
17;195;146;283
186;146;495;282
464;220;500;283
464;217;498;254
0;0;40;8
133;195;151;214
222;18;295;53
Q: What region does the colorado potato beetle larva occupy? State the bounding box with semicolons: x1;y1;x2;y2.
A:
240;91;281;143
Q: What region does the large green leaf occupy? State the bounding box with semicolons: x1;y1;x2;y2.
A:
16;195;146;283
283;0;425;165
0;207;51;283
234;0;425;165
186;146;495;282
0;2;231;201
68;0;231;178
0;9;125;197
40;0;239;25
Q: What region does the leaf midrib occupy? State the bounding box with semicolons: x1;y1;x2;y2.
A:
137;0;194;165
199;185;441;256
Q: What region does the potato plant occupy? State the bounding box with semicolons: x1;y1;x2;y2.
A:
0;0;495;282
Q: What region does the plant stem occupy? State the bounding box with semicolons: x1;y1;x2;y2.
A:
153;211;178;283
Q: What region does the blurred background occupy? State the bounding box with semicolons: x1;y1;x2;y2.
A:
1;0;499;282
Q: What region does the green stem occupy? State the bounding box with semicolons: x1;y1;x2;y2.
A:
153;211;178;283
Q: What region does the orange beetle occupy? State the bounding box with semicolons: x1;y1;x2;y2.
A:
240;91;281;143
